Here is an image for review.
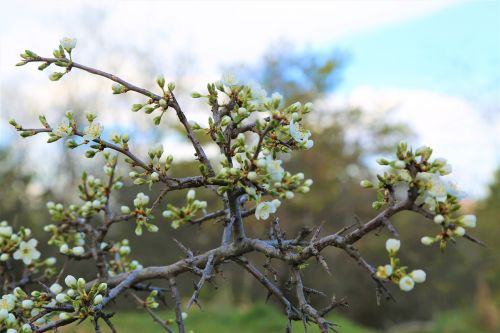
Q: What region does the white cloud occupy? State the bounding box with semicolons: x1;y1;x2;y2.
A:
326;86;499;197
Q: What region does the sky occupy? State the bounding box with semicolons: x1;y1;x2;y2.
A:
0;0;499;198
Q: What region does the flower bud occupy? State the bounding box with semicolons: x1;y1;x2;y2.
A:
410;270;426;283
360;180;373;188
64;275;77;288
458;215;476;228
50;283;63;294
156;75;165;88
121;206;131;214
385;238;400;254
421;236;435;246
94;294;104;305
433;214;445;224
71;246;85;256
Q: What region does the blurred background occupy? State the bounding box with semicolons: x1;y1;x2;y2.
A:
0;1;499;332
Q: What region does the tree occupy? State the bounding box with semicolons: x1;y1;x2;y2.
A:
0;38;482;333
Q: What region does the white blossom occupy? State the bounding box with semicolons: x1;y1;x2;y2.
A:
266;155;284;182
13;239;40;265
417;172;447;202
0;295;15;312
399;275;415;291
53;118;73;137
60;37;77;51
83;122;103;141
255;201;279;220
289;119;311;144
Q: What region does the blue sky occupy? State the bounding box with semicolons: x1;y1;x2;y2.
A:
336;0;499;106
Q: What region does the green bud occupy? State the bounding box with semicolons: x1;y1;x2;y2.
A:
133;178;146;185
156;74;165;88
191;92;203;98
8;119;19;128
131;104;143;112
85;150;96;158
20;131;35;138
49;72;64;81
38;115;49;128
38;62;50;71
65;139;78;149
16;61;27;66
153;116;161;126
86;113;97;123
376;158;389;165
112;83;126;94
360;180;374;188
167;82;175;91
47;135;61;143
159;99;167;108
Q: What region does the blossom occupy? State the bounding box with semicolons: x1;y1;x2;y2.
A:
60;37;77;52
289;119;311;144
53;118;73;137
83;122;103;141
410;270;426;283
187;189;196;201
399;276;415;291
0;295;15;312
385;238;400;254
13;239;40;265
376;264;393;279
417;172;447;202
266;155;284;182
255;201;280;220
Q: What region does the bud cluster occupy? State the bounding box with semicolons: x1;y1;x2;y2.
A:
162;189;207;229
376;238;426;292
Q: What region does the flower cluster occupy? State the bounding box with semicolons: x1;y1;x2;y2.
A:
376;239;426;292
0;221;56;274
162;190;207;229
361;142;477;250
